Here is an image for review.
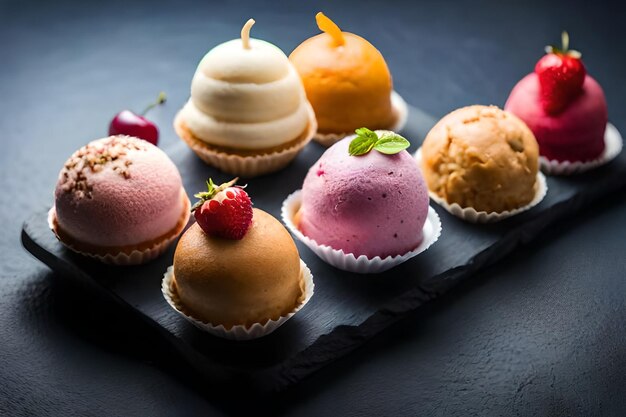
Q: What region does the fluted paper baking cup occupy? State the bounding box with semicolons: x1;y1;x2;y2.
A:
174;105;316;178
540;123;623;175
48;196;190;265
313;90;409;147
415;148;547;223
281;190;441;274
161;260;314;341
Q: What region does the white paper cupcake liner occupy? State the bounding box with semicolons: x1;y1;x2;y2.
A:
428;174;547;223
161;259;314;340
313;90;409;147
281;190;441;274
539;123;623;175
48;195;190;266
174;104;316;178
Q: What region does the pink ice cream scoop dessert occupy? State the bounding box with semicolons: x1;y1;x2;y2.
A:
298;129;429;259
504;31;608;163
53;136;189;255
505;73;607;162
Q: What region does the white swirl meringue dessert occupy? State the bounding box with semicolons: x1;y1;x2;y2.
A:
174;19;316;177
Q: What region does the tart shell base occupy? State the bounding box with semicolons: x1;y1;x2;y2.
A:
174;105;317;178
48;192;191;265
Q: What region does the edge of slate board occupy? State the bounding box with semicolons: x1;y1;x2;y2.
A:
21;106;626;393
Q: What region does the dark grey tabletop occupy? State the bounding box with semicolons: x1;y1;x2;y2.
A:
2;0;626;416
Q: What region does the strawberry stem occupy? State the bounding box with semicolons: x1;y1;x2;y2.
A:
561;31;569;53
544;31;581;59
140;92;167;116
191;177;240;212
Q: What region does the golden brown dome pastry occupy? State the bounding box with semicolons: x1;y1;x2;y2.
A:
171;208;304;329
420;105;539;213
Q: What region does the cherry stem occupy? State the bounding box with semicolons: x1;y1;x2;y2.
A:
140;92;167;116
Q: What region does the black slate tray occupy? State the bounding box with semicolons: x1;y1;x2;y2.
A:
21;106;626;393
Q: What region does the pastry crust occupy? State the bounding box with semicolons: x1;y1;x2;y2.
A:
175;116;312;157
174;106;316;177
50;190;190;261
421;105;539;213
172;209;303;329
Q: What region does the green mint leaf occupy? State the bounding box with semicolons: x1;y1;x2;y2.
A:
349;137;376;156
349;127;378;156
354;127;378;141
349;136;376;156
373;132;411;154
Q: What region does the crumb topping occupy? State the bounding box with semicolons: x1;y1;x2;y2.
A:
59;136;148;199
422;105;538;212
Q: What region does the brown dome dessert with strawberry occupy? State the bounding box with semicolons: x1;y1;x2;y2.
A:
169;179;305;329
505;32;608;163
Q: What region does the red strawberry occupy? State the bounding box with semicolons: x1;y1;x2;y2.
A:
535;31;586;115
191;178;253;240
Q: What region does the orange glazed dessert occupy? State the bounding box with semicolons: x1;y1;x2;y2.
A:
290;13;396;140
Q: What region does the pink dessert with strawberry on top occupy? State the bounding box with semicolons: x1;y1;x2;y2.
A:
505;32;608;163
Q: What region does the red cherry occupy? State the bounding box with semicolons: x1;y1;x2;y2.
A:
109;110;159;145
108;92;166;146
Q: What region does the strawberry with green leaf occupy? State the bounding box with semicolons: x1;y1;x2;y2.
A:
191;178;253;240
535;31;586;115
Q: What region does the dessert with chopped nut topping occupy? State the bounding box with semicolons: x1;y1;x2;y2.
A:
50;135;190;265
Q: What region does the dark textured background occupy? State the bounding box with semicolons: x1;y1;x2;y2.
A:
2;0;626;415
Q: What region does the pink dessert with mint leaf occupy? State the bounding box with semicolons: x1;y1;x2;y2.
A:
297;128;429;259
505;32;608;163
